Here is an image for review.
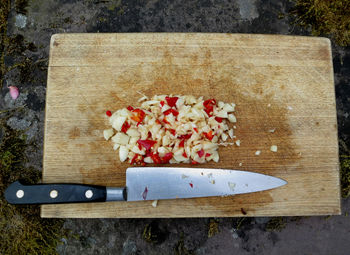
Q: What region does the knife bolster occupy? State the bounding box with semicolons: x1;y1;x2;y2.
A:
106;187;127;201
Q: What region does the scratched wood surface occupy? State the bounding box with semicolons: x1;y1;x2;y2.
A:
41;33;340;218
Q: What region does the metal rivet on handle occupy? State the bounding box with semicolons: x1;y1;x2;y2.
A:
50;190;58;198
16;189;24;198
85;190;93;199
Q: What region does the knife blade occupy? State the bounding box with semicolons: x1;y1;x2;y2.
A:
5;167;287;205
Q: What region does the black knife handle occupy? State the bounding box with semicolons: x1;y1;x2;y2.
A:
5;181;107;205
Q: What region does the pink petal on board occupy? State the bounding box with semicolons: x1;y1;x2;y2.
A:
8;86;19;100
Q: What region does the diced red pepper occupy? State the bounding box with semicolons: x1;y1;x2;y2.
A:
106;110;112;117
191;160;199;165
205;153;211;157
163;117;170;124
189;183;193;188
130;154;145;165
160;101;165;107
215;117;223;123
137;139;157;150
179;139;185;148
130;154;139;165
182;151;188;158
147;131;152;139
165;96;179;107
162;152;173;163
163;109;179;117
168;129;176;136
121;121;131;133
203;98;216;117
127;106;134;111
204;108;213;117
202;131;214;141
178;133;192;139
131;109;146;123
197;149;205;158
193;127;198;133
156;119;162;125
151;153;162;164
203;98;217;108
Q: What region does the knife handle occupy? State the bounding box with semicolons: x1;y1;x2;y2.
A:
5;181;109;205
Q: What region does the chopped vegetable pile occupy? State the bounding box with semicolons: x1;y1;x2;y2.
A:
104;95;238;165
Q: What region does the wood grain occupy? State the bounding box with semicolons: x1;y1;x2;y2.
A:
41;33;340;218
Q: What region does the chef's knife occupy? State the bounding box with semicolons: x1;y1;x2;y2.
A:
5;167;287;205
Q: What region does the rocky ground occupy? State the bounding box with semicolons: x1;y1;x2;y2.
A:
1;0;349;254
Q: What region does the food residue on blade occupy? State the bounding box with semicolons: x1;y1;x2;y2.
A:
211;180;215;184
142;187;148;200
189;182;193;188
228;182;236;191
181;174;189;179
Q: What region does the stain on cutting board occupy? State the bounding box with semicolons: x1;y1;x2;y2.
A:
77;46;299;213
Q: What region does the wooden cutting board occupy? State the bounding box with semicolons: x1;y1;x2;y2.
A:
41;33;340;218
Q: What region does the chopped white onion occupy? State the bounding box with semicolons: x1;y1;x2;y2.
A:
228;114;236;123
119;146;128;162
105;95;239;164
126;128;140;137
112;133;129;145
112;116;127;131
270;145;278;152
152;200;158;208
228;129;234;139
223;103;235;112
103;129;114;140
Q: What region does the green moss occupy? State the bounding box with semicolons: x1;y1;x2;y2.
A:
235;217;246;230
142;221;167;244
0;124;69;254
290;0;350;46
340;155;350;198
0;0;11;88
63;17;73;24
266;217;287;232
173;233;194;255
207;219;219;238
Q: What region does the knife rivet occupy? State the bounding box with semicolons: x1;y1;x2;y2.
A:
85;190;93;199
16;189;24;198
50;190;58;198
